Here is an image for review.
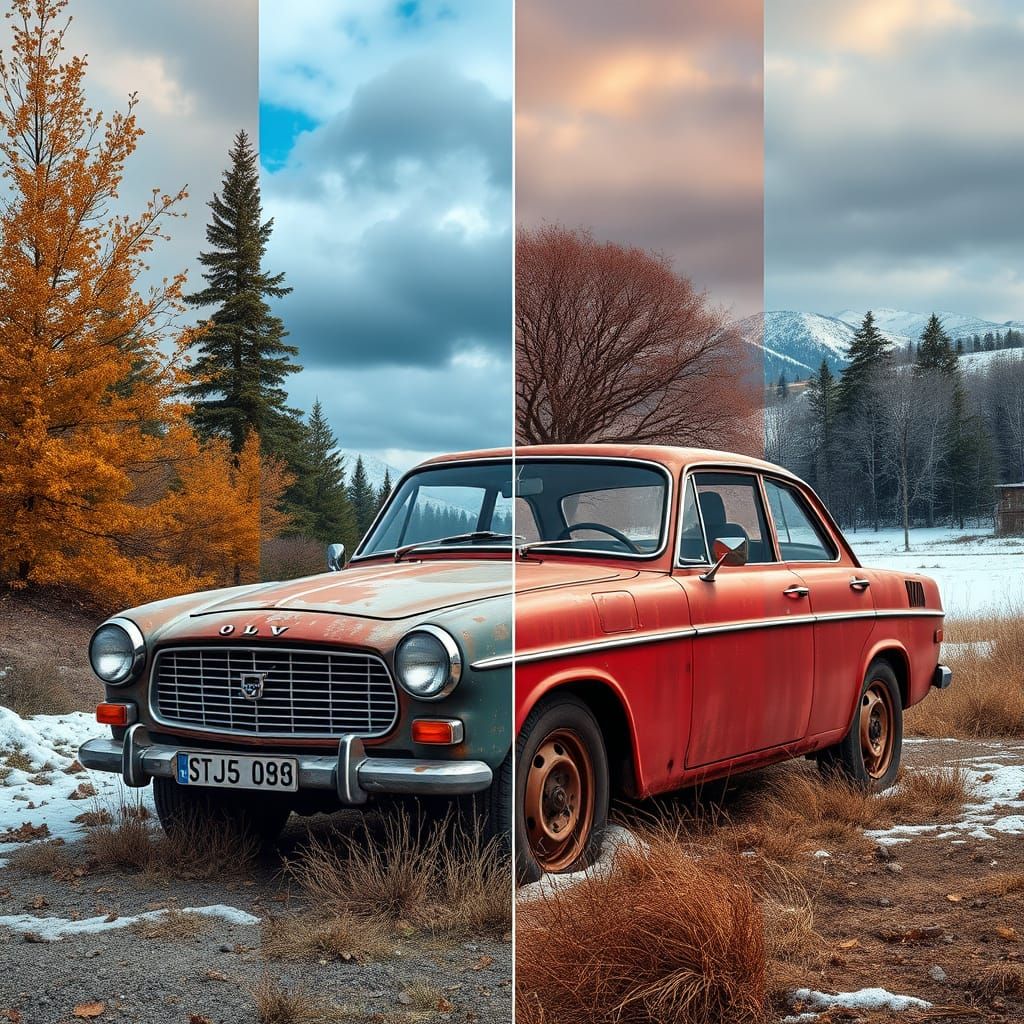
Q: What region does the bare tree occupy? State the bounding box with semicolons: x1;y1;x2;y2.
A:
879;369;952;550
516;226;761;452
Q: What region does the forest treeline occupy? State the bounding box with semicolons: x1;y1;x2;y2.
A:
0;0;384;610
766;311;1024;547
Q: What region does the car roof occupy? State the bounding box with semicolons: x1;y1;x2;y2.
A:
420;443;798;480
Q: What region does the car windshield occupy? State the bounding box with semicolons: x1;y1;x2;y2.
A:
357;457;669;559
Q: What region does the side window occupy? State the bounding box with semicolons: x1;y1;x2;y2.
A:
764;480;836;562
678;477;708;562
691;472;774;564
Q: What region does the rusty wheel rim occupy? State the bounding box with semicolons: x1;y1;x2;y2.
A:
523;728;595;873
859;681;895;780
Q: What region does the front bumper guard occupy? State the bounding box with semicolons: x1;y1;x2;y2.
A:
79;725;492;805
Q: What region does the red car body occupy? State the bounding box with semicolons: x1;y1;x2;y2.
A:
503;444;950;879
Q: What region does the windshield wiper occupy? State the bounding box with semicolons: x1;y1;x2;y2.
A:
516;539;576;559
393;531;521;563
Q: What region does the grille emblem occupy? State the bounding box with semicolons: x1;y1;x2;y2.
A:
239;672;267;701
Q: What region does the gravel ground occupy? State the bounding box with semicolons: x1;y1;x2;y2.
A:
0;818;512;1024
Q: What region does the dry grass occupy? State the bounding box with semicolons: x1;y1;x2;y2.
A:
516;837;768;1024
260;536;325;582
252;977;349;1024
84;798;257;879
133;909;213;941
910;610;1024;738
261;911;392;963
0;658;75;716
4;838;76;877
286;811;511;938
399;980;450;1012
968;963;1024;999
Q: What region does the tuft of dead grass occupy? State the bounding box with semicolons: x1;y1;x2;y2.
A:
968;963;1024;999
261;912;392;963
910;610;1024;738
133;908;212;941
286;811;511;938
0;659;75;716
83;798;257;879
251;977;351;1024
4;838;76;877
516;837;767;1024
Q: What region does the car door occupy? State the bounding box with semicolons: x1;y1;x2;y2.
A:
762;477;877;738
675;470;816;769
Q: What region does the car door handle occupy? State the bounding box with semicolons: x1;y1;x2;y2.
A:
783;585;810;599
849;577;871;592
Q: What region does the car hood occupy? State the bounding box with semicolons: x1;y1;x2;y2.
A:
184;558;630;622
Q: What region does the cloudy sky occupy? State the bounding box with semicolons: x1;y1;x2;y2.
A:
767;0;1024;320
259;0;513;471
516;0;763;319
64;0;256;300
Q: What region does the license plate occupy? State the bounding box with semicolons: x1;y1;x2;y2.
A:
175;752;298;792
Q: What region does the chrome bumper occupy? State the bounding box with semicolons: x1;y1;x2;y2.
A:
933;664;953;690
78;725;492;804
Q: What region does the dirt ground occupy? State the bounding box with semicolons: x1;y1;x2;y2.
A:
0;812;512;1024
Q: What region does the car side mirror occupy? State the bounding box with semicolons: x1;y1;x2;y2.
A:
699;535;748;582
326;543;346;571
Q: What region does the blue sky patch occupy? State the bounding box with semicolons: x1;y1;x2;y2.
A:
259;102;318;170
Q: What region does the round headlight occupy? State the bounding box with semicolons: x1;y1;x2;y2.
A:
395;626;461;700
89;618;145;685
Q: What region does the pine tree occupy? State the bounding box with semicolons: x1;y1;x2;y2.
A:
288;401;359;551
837;311;890;413
916;314;958;374
184;131;302;458
348;457;377;537
806;360;838;502
375;469;393;513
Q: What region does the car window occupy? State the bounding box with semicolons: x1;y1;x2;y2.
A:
513;496;541;542
764;479;836;562
561;485;664;547
678;477;709;562
691;471;774;564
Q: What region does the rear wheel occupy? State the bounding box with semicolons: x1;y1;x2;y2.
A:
516;694;609;884
152;778;291;846
817;660;902;791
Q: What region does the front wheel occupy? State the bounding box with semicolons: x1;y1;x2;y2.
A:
516;694;609;884
817;659;902;791
152;778;291;846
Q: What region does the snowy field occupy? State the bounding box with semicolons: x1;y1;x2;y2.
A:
847;526;1024;620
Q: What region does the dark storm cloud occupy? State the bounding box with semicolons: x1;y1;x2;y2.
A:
766;1;1024;317
280;216;512;370
305;58;512;190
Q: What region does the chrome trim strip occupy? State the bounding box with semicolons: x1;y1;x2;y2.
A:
479;606;946;669
148;645;399;741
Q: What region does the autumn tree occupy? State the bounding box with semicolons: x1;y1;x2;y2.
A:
515;226;761;451
184;130;301;458
0;0;289;608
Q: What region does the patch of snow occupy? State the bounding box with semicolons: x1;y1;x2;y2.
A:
0;709;152;850
791;987;931;1013
517;825;644;903
0;904;258;941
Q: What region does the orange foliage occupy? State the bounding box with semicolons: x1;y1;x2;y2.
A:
0;0;289;609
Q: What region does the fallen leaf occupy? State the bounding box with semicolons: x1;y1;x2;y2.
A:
0;822;49;843
838;938;859;949
72;1003;105;1019
189;1016;214;1024
996;926;1019;941
470;954;494;971
946;893;963;903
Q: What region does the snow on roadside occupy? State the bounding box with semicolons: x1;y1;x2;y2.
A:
0;708;152;855
0;904;258;941
783;986;931;1021
867;750;1024;847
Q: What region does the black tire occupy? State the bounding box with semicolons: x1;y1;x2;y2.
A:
152;777;291;846
817;659;902;791
516;693;609;885
472;748;512;853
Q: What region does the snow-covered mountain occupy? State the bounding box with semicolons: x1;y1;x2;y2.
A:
336;449;401;493
751;308;1024;383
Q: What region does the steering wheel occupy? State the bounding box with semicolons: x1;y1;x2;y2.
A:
556;522;643;554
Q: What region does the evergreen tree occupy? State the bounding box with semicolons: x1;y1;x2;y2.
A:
805;360;838;503
348;457;377;537
916;314;957;374
375;468;393;513
775;372;788;401
287;401;359;551
184;131;302;458
837;311;890;413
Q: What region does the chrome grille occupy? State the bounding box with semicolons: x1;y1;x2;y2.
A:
152;646;398;738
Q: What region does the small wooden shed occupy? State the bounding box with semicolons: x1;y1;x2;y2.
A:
995;483;1024;536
